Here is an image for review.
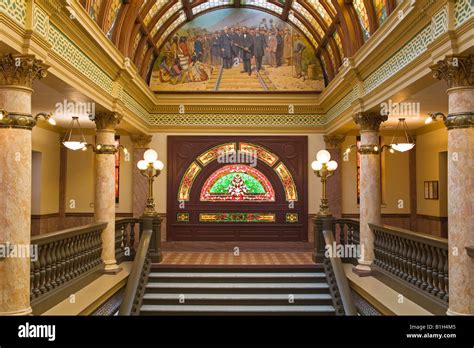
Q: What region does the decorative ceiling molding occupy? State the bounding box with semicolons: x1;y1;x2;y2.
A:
77;0;399;83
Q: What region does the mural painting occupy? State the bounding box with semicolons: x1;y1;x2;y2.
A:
149;9;325;92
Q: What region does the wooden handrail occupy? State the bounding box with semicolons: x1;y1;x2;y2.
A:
31;222;108;246
322;228;357;316
369;223;448;249
118;218;153;316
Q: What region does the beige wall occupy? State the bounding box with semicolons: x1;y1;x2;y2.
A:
65;135;133;214
32;127;60;215
415;127;448;217
148;133;325;214
341;136;411;215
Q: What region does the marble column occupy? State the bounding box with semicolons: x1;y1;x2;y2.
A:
0;54;48;315
131;135;152;219
352;113;387;276
431;55;474;315
93;112;122;273
324;135;345;218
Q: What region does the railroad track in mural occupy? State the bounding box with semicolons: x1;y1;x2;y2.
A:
210;63;274;91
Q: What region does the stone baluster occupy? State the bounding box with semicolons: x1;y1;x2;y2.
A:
436;247;446;299
425;244;433;292
430;245;439;296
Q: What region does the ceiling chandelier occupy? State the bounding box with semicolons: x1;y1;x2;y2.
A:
61;116;129;155
62;116;88;151
389;118;415;152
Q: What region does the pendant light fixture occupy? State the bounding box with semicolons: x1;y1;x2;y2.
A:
62;116;88;151
389;118;415;152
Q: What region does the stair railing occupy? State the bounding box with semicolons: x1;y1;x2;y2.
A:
322;222;357;316
370;223;448;313
115;218;143;263
118;218;154;316
29;222;107;314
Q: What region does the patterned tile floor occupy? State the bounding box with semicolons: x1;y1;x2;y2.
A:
161;252;314;265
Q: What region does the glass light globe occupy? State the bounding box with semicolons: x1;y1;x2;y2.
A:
137;160;148;170
48;117;57;126
327;160;338;171
316;150;331;164
144;149;158;163
63;141;87;151
311;160;323;171
391;143;415;152
425;116;433;124
153;160;164;171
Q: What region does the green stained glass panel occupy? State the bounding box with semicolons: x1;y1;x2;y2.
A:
209;173;266;194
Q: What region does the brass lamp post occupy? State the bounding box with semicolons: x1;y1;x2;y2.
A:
312;149;338;217
137;149;164;217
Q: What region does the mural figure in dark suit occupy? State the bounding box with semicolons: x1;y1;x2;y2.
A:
220;27;233;69
253;28;267;72
211;32;221;66
239;27;254;75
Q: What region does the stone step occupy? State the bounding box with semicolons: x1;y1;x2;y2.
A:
142;292;333;306
140;304;336;315
150;266;324;272
147;272;327;283
145;282;330;294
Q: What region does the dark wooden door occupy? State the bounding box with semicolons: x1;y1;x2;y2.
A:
167;136;308;241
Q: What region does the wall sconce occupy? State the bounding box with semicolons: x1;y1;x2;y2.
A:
425;112;446;124
311;150;338;217
34;112;56;126
137;149;164;217
344;143;387;155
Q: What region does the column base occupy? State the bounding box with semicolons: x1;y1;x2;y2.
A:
0;307;33;316
447;308;472;316
103;262;122;274
352;261;372;277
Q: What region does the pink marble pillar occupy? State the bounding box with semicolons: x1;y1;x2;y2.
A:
93;112;122;273
324;135;345;218
432;55;474;315
131;135;152;219
0;54;48;315
352;113;387;276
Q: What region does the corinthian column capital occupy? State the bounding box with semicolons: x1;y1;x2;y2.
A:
0;54;49;89
324;135;345;149
93;112;122;131
131;135;153;149
352;113;388;131
431;55;474;89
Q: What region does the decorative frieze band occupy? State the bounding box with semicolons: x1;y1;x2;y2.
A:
444;112;474;130
358;144;380;155
0;112;36;130
94;144;118;155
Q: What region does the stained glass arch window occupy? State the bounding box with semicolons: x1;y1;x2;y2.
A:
200;165;275;202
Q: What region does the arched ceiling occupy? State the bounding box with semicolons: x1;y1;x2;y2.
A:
80;0;399;85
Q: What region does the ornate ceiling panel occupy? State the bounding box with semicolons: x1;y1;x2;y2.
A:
80;0;398;85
